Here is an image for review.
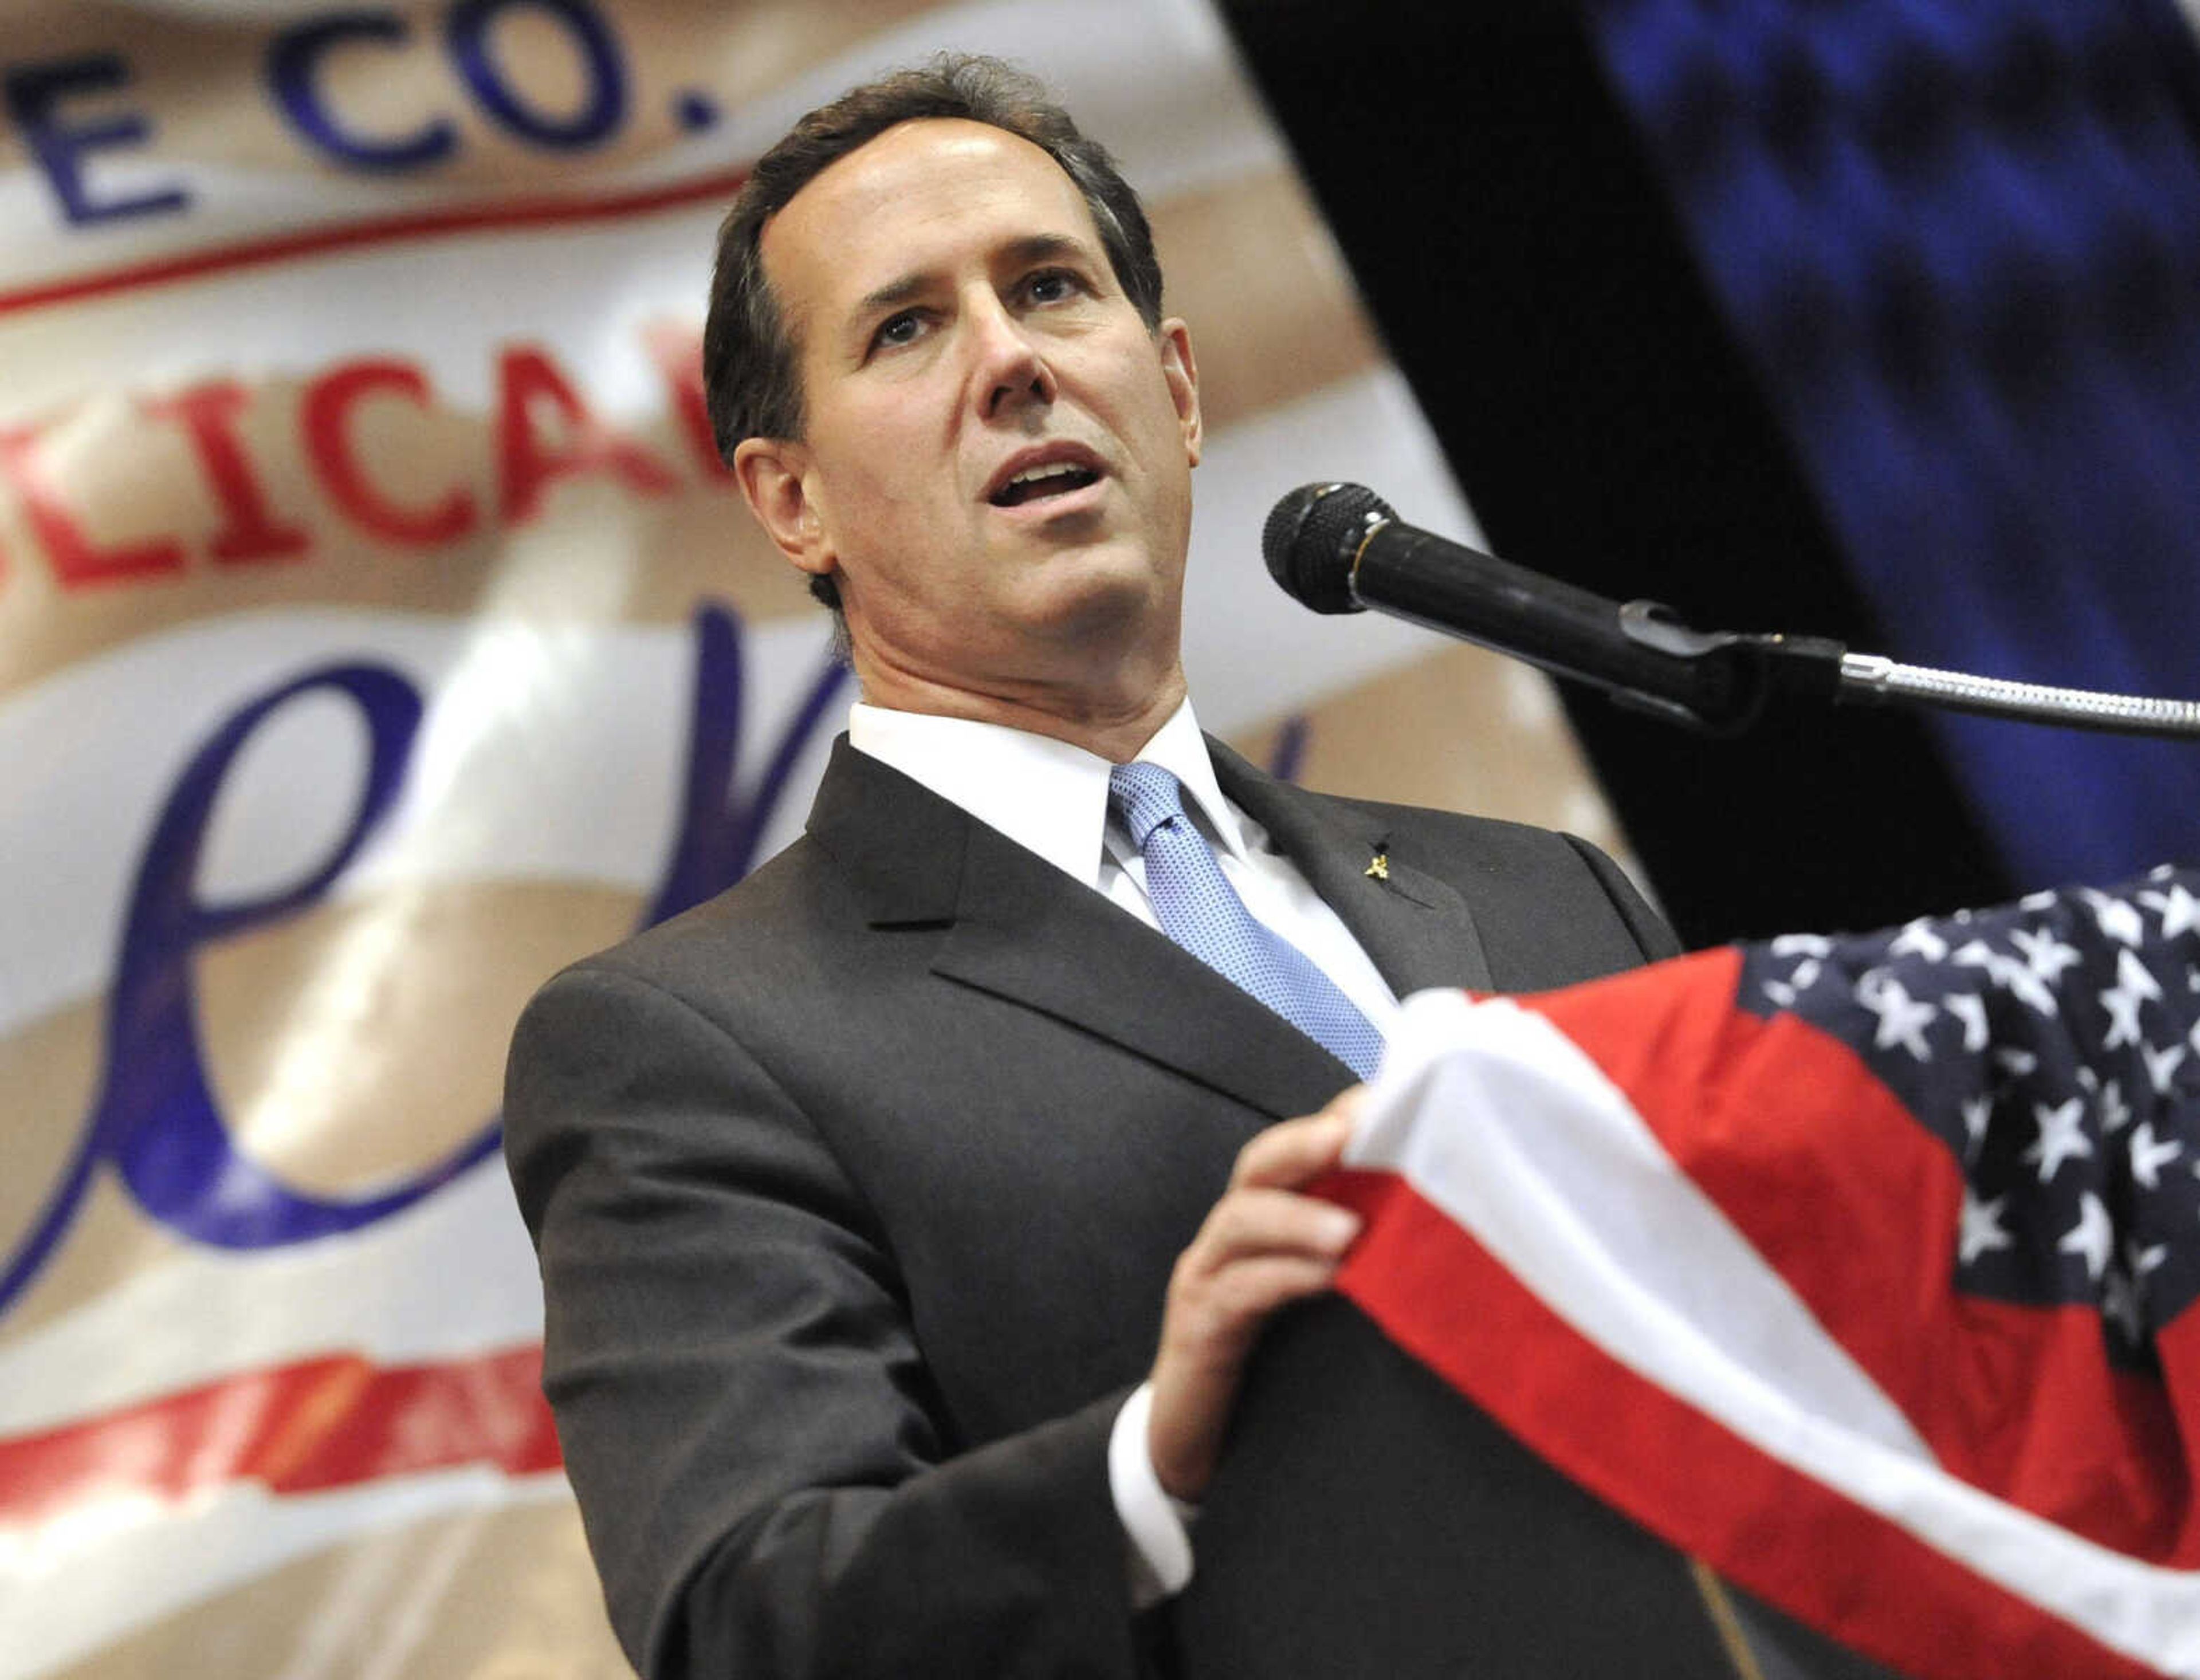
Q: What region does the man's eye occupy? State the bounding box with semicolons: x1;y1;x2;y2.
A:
874;312;924;349
1024;270;1081;305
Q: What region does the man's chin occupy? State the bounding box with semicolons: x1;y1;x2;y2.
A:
1015;555;1179;646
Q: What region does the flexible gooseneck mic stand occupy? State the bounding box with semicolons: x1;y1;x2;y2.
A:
1829;652;2200;738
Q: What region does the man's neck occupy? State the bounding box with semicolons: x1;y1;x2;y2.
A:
852;663;1189;764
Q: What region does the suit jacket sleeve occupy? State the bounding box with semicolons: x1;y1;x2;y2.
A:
504;961;1142;1680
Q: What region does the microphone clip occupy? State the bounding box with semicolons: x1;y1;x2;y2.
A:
1613;602;1846;735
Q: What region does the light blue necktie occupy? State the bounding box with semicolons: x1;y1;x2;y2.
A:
1109;762;1384;1080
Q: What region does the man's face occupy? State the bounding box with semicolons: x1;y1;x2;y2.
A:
739;118;1202;705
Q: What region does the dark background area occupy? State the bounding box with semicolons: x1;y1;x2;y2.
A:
1219;1;2014;949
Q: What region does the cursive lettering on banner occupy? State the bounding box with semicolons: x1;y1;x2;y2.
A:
0;603;849;1319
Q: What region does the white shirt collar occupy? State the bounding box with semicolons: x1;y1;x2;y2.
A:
846;695;1247;888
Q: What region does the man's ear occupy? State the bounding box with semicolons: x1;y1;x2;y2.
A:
1158;318;1203;468
732;436;834;581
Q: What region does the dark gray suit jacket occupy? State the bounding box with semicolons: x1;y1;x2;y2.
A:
502;734;1678;1679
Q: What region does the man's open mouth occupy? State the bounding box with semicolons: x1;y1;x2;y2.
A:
989;462;1102;507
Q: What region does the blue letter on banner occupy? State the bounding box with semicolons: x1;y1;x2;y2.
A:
266;11;457;171
446;0;626;151
0;663;500;1317
2;54;189;226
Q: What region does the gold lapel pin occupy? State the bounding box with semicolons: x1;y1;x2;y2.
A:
1365;851;1390;882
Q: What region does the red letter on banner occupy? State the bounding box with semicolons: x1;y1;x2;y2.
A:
497;344;680;524
641;321;733;482
144;380;311;565
301;359;477;547
0;419;185;588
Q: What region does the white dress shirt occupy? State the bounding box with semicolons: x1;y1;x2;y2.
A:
847;695;1398;1606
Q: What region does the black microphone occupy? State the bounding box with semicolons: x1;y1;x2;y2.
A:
1262;482;1841;735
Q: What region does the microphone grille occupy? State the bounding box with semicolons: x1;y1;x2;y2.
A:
1262;482;1394;614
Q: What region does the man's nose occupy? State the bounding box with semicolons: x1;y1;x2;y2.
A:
969;296;1058;419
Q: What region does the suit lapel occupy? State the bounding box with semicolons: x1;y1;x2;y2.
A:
1209;739;1495;996
807;738;1356;1119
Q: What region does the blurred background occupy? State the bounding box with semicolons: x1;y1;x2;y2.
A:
1;0;2193;1672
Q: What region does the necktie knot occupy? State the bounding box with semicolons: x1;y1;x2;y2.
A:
1108;761;1189;850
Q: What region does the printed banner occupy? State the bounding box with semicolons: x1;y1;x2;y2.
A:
0;2;1631;1674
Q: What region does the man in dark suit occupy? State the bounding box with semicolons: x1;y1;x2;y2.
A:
502;54;1680;1679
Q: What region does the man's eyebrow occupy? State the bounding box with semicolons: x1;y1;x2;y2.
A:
853;272;929;321
999;232;1093;270
849;233;1102;322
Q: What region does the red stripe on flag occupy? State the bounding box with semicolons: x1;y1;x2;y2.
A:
1518;951;2193;1565
1322;1167;2164;1680
0;167;752;318
0;1344;561;1528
